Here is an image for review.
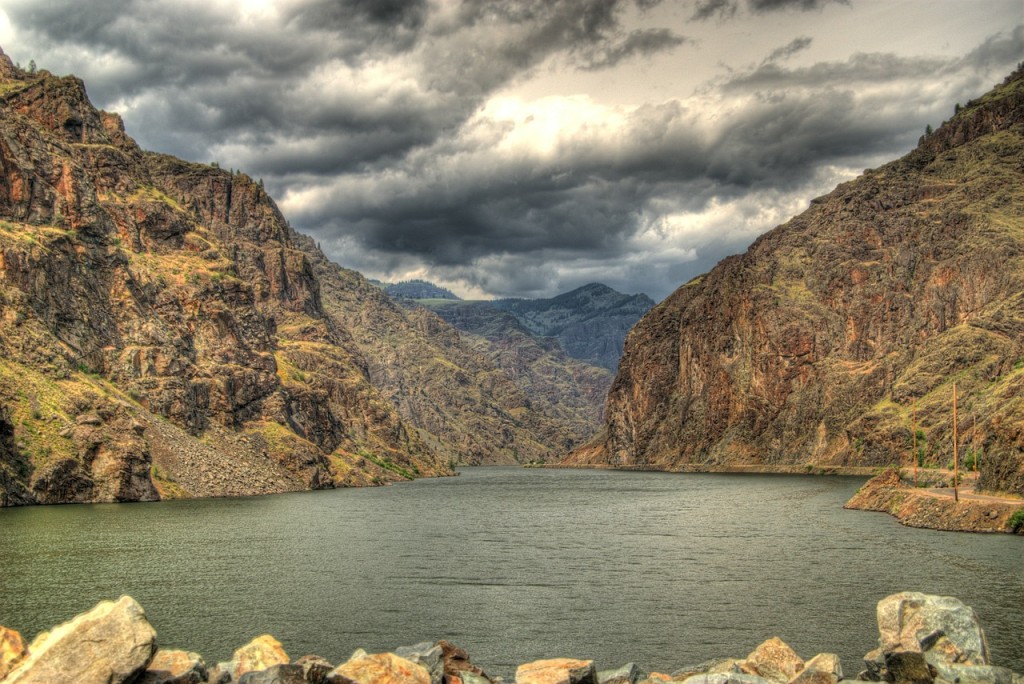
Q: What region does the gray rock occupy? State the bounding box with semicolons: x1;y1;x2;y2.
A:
2;596;157;684
876;593;989;667
928;662;1015;684
599;663;645;684
239;663;307;683
679;674;774;684
462;673;494;684
295;655;336;684
396;642;445;684
673;660;740;681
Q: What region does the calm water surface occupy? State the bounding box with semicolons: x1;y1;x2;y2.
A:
0;468;1021;676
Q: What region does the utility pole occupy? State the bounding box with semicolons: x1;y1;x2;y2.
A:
912;397;918;488
952;383;959;503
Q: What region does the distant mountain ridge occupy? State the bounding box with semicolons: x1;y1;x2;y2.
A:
384;279;461;301
566;68;1024;497
493;283;655;370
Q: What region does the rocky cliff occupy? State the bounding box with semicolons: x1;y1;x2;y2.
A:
0;48;600;504
567;68;1024;496
493;283;655;370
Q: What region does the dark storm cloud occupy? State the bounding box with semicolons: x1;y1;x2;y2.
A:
577;28;691;70
691;0;847;21
762;36;813;65
6;0;1020;300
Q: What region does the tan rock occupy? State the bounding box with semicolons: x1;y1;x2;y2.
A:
138;649;208;683
232;634;290;678
3;596;156;684
787;654;841;684
0;626;27;679
743;638;804;684
329;652;431;684
516;658;598;684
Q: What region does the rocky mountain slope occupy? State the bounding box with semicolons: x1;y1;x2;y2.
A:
0;48;603;505
493;283;654;370
419;300;613;456
567;68;1024;496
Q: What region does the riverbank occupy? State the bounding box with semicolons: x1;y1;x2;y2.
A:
844;469;1024;534
1;592;1020;684
532;463;882;476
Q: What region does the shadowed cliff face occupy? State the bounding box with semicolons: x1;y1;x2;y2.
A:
0;48;604;504
567;68;1024;496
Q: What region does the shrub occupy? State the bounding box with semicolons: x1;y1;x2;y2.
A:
1009;509;1024;533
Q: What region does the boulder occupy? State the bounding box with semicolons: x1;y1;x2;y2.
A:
232;634;291;679
239;663;308;683
328;652;431;684
672;659;741;681
2;596;157;684
395;642;445;684
598;663;645;684
928;663;1016;684
677;674;774;684
516;659;598;684
883;651;934;684
0;626;27;679
138;649;208;684
743;638;804;683
450;672;493;684
438;640;491;682
786;654;841;684
295;654;336;684
876;593;988;666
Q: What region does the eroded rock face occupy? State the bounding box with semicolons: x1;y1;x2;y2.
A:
3;595;156;684
566;67;1024;496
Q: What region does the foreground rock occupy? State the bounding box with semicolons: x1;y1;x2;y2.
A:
0;592;1020;684
329;652;430;684
516;659;598;684
2;596;156;684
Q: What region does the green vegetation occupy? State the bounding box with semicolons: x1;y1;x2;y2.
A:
361;451;417;480
1009;508;1024;533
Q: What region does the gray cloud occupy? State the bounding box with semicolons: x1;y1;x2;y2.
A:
691;0;848;21
762;36;813;65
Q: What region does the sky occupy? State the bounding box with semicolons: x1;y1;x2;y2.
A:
1;1;1021;301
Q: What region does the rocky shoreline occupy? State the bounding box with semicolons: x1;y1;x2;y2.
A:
844;470;1024;534
1;592;1020;684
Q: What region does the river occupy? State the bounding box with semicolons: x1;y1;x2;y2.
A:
0;468;1021;677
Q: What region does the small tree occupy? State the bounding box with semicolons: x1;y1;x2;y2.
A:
28;59;37;74
925;124;933;136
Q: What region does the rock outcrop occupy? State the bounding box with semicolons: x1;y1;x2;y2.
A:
4;592;1018;684
566;68;1024;497
843;470;1024;533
